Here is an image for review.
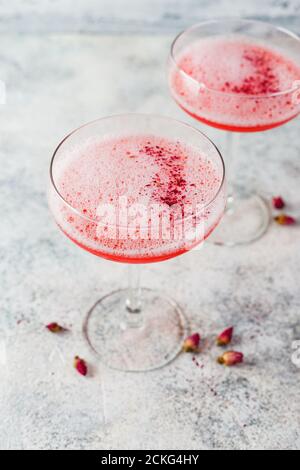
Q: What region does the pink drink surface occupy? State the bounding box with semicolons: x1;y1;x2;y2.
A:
170;36;300;132
50;135;225;263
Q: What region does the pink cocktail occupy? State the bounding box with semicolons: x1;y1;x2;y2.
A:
49;114;226;371
51;134;224;264
169;20;300;245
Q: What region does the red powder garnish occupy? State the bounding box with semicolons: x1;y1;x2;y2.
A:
224;50;280;95
143;144;188;207
192;357;217;396
192;356;204;369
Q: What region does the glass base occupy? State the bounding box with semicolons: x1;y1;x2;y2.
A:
209;194;270;247
83;288;188;372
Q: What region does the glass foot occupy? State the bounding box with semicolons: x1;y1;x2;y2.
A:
83;288;188;372
209;194;270;246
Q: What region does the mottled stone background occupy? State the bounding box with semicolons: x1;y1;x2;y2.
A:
0;0;299;33
0;0;300;450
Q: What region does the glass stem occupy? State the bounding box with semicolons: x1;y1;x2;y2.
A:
226;132;240;210
124;264;143;328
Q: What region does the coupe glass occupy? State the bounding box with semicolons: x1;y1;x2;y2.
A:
49;114;226;371
168;19;300;246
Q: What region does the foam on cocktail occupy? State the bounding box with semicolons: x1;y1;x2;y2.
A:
170;36;300;131
50;135;225;263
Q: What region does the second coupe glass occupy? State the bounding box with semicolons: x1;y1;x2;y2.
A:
169;19;300;246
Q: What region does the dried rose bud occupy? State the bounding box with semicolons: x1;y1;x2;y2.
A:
74;356;88;376
46;323;66;333
218;351;244;367
274;214;296;226
182;333;201;353
272;196;285;210
217;327;234;346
